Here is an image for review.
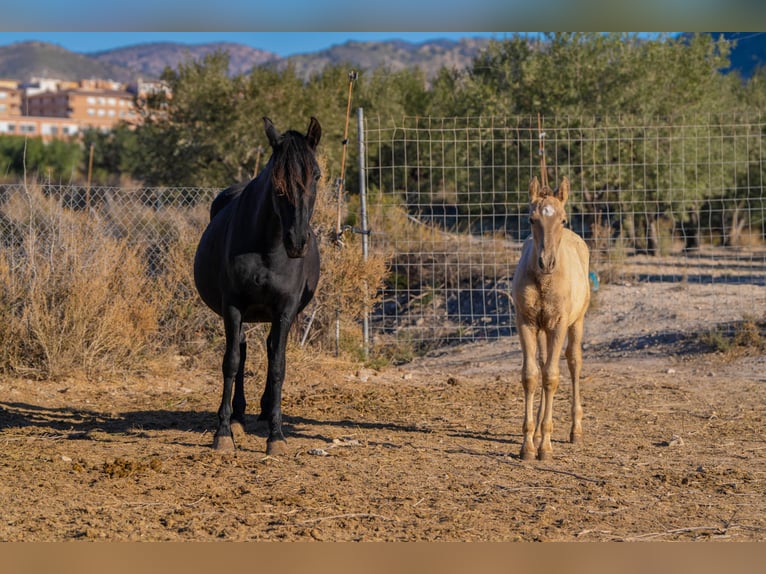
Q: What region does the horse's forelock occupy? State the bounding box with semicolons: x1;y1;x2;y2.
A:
269;130;316;205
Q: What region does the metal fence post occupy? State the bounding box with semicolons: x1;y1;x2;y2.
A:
357;107;370;358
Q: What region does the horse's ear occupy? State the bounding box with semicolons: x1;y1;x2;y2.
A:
306;117;321;150
529;176;541;202
556;177;570;205
263;117;280;148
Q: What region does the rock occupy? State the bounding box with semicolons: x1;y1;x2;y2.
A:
308;448;330;456
667;435;684;447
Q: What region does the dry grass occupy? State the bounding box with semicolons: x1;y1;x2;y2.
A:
0;187;157;378
0;164;391;379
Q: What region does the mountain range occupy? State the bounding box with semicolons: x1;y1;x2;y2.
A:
0;33;764;87
0;37;493;85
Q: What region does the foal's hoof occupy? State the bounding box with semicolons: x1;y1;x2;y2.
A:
570;433;583;444
520;449;537;461
266;438;288;456
213;434;236;452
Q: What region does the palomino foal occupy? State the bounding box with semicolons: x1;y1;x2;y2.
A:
511;176;590;461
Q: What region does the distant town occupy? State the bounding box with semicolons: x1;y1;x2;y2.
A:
0;76;167;141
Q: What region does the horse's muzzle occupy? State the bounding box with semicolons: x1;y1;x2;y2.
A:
286;240;309;258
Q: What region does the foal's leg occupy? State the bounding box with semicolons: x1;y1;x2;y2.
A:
231;324;247;437
534;330;547;448
566;317;585;444
259;314;293;455
538;324;567;460
518;323;540;461
214;305;242;452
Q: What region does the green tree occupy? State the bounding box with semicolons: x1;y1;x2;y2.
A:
132;51;253;187
426;32;742;253
80;124;139;185
0;136;82;183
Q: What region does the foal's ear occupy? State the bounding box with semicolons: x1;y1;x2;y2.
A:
263;117;280;148
306;117;322;150
529;176;541;202
555;177;570;205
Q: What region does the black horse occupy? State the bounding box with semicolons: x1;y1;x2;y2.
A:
193;117;322;454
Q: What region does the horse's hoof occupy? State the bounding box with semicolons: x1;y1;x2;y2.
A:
213;435;236;452
570;433;583;444
537;450;553;461
266;439;288;456
520;449;536;461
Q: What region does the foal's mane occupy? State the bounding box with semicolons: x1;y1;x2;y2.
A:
537;185;554;199
269;130;316;206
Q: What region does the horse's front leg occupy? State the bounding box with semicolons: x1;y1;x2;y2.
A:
214;305;242;452
259;314;292;455
231;323;247;437
537;323;567;460
534;329;547;448
566;317;585;444
518;323;539;461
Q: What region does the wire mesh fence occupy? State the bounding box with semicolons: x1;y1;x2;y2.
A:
1;183;222;256
1;112;765;358
362;114;766;350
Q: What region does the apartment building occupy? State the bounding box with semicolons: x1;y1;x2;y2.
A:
0;77;141;141
0;80;22;116
23;83;137;125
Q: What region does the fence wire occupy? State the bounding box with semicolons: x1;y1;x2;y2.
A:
1;113;765;353
362;114;766;349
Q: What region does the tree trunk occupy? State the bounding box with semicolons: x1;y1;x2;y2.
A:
683;208;700;252
646;214;659;256
623;215;637;253
725;204;746;247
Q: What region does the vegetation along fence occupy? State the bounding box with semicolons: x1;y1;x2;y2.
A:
1;113;765;370
361;113;766;351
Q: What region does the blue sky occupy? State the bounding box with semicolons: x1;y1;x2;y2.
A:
1;1;761;35
0;32;513;57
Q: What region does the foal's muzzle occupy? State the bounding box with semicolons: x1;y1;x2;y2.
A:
538;255;556;274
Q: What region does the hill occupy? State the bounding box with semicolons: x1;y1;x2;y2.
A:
1;34;765;88
0;41;137;83
90;42;280;79
272;37;492;80
0;37;494;84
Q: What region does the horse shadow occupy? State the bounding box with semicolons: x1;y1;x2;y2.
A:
0;401;523;454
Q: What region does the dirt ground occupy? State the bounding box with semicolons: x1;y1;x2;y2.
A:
1;279;765;542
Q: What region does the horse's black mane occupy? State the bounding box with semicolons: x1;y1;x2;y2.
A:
208;129;315;222
269;129;316;205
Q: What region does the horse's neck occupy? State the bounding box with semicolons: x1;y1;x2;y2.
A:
231;175;281;248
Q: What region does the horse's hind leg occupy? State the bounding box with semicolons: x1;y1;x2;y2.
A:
566;318;585;444
213;305;242;452
231;324;247;438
